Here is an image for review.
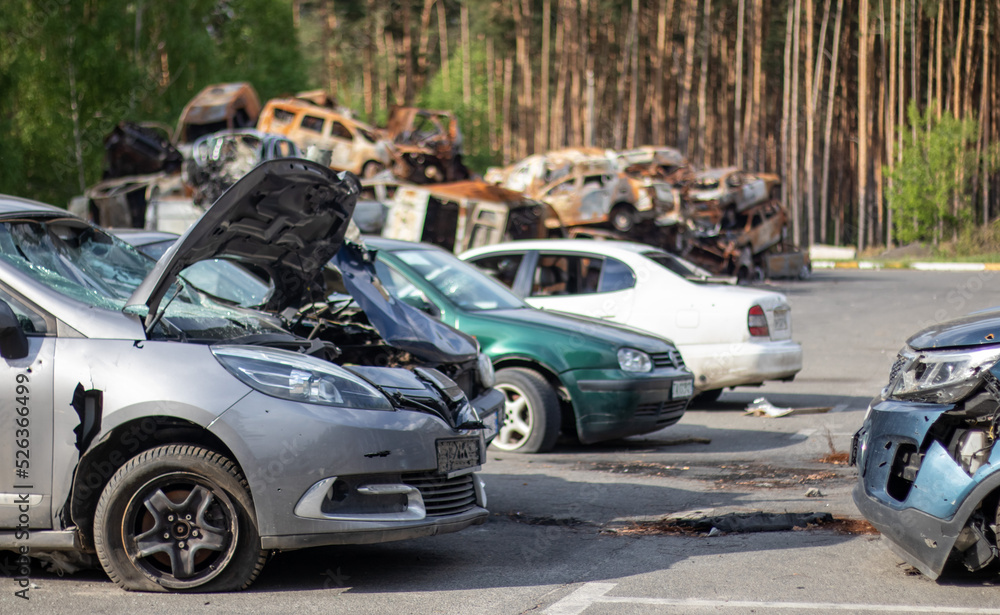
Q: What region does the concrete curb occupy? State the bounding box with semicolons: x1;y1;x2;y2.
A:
813;260;1000;272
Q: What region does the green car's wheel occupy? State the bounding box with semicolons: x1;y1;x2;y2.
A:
492;368;561;454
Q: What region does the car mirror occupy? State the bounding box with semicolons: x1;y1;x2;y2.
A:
0;300;29;360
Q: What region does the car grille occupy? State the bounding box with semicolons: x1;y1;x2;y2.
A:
634;399;687;427
651;351;686;370
402;472;477;517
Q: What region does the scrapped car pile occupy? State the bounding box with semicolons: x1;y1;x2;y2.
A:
74;81;805;283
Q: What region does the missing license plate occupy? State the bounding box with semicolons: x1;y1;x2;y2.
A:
437;438;482;475
774;309;789;330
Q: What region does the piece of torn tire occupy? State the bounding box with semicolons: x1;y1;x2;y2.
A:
676;511;834;533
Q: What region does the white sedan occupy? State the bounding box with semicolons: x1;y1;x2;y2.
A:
460;239;803;400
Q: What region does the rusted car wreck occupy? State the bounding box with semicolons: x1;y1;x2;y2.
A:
383;107;470;184
485;148;677;234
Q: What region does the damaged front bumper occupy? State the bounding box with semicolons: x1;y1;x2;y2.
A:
209;367;500;551
852;397;1000;578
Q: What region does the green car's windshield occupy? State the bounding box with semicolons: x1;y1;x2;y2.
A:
394;248;526;311
0;219;275;340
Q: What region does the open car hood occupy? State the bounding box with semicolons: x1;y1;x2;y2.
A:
127;159;358;327
333;241;479;363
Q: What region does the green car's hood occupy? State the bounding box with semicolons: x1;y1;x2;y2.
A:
471;307;676;354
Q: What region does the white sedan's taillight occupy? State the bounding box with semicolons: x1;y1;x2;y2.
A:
748;305;769;337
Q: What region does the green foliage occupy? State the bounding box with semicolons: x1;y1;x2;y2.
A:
0;0;307;208
887;103;991;245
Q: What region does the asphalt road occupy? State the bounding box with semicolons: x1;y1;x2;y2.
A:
6;269;1000;614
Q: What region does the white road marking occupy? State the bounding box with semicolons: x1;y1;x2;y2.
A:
544;582;1000;614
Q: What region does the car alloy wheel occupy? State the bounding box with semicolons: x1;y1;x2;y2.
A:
491;368;561;454
94;445;266;592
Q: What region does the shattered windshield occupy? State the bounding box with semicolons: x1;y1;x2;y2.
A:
394;249;525;311
0;219;276;340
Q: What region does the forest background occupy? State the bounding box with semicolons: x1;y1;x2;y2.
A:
1;0;997;253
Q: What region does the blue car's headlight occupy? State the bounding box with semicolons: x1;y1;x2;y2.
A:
888;345;1000;404
477;352;496;388
618;348;653;373
212;345;393;410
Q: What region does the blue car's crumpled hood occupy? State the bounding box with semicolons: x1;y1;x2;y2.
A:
908;307;1000;350
334;240;479;364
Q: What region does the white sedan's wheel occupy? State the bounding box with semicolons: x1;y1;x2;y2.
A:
491;368;561;453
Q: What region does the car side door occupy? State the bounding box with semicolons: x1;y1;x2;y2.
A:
0;287;55;529
524;252;636;323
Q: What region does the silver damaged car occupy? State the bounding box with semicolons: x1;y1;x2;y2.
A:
0;159;502;592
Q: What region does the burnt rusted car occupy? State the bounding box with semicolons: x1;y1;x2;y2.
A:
379;180;563;254
615;146;693;186
383;107;470;184
257;98;393;178
174;82;261;145
485;148;674;233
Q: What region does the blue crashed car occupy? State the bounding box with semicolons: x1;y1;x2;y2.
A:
852;308;1000;579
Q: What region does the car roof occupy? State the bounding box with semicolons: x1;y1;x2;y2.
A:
0;195;74;219
461;238;664;259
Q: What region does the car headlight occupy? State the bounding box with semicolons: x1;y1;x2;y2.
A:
618;348;652;373
212;345;393;410
888;345;1000;404
477;352;496;388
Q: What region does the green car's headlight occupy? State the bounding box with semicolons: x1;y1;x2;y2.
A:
618;348;653;373
889;345;1000;404
212;345;393;410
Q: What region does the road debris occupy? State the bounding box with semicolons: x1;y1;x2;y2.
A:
745;397;832;417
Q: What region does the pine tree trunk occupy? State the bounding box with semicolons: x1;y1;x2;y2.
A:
363;0;376;119
401;0;414;103
859;0;869;251
820;0;844;244
462;4;472;107
696;0;712;166
551;0;566;148
789;0;801;245
437;0;450;94
502;54;513;164
678;0;698;157
935;1;943;119
982;0;991;224
781;0;793;213
487;37;497;154
653;0;668;145
734;0;745;168
539;0;551;152
626;0;640;149
415;0;434;93
747;0;763;169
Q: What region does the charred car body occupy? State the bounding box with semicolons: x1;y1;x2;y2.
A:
0;160;501;592
852;309;1000;579
256;98;393;179
383;107;470;184
485;148;674;234
174;82;261;147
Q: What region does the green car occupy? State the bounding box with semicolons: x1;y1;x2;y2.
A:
364;237;694;453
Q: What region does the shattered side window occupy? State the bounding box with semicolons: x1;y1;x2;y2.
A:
301;115;325;133
330;122;353;140
0;221;153;310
